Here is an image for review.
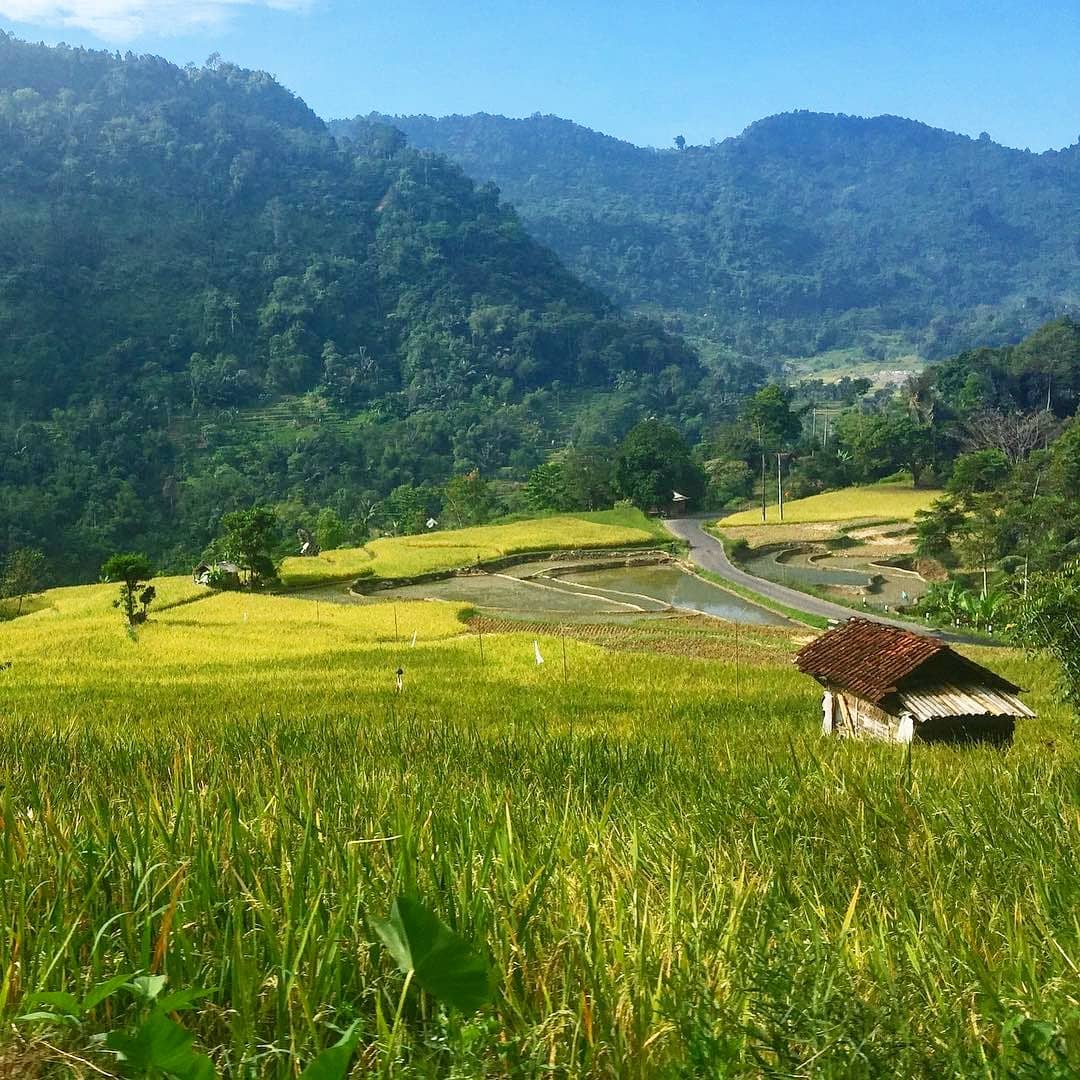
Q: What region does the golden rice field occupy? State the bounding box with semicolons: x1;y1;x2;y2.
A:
0;550;1078;1075
718;483;942;527
278;510;658;588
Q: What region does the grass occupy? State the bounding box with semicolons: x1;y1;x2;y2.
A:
0;567;1077;1076
718;483;943;527
278;512;659;588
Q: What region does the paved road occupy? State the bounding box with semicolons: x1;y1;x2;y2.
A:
664;515;968;641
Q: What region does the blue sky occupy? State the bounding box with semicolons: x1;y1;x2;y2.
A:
2;1;1078;151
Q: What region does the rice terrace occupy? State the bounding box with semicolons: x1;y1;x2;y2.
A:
1;507;1078;1077
2;19;1080;1080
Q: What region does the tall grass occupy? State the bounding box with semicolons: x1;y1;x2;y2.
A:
0;589;1076;1075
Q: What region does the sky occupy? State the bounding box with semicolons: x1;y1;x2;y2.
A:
1;0;1078;151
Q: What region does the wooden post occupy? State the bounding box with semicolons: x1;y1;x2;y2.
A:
734;618;741;698
760;452;767;523
478;626;485;666
561;631;568;684
393;604;399;643
777;452;784;522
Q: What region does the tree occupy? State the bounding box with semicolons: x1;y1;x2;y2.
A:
1;547;44;616
835;406;934;484
380;484;432;536
673;135;686;152
101;552;155;628
525;449;614;512
315;507;347;550
442;471;498;529
614;419;705;511
1011;560;1080;718
219;507;278;586
704;459;753;507
741;384;803;451
914;496;967;559
956;496;1002;597
962;409;1056;465
947;449;1011;502
525;461;570;512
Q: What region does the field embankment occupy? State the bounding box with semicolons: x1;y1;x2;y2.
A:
278;509;660;588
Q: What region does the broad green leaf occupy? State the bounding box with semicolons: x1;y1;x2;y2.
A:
371;896;494;1014
127;973;168;1003
83;972;138;1011
17;1009;80;1024
107;1008;217;1079
1016;1017;1058;1055
22;991;81;1016
298;1022;361;1080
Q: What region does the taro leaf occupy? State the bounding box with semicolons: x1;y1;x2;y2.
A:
20;991;81;1019
371;896;494;1014
127;973;168;1003
298;1022;362;1080
83;972;138;1012
106;1008;217;1080
1016;1017;1059;1056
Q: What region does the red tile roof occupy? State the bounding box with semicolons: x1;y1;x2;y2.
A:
794;618;1019;704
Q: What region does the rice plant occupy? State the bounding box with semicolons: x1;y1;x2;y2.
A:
0;578;1076;1076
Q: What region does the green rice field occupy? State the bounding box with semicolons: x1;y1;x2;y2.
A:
719;483;942;527
0;518;1077;1076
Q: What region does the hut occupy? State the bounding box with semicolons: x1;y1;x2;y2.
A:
667;491;690;517
192;561;241;588
795;618;1034;745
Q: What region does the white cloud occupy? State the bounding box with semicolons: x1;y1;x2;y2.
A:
0;0;311;41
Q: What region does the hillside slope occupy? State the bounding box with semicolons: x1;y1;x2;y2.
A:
341;110;1080;360
0;34;706;581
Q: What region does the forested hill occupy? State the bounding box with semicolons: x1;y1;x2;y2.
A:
0;33;709;582
341;111;1080;360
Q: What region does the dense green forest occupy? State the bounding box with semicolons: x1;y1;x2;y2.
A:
0;34;750;584
340;111;1080;360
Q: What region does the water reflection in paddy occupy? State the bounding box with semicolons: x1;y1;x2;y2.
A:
555;565;788;625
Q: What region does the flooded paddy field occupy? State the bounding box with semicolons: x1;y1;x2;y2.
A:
296;558;788;625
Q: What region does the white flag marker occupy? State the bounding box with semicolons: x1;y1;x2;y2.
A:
411;629;417;647
534;640;545;666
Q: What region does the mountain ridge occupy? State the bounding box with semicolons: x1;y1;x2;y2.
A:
337;109;1080;360
0;33;711;581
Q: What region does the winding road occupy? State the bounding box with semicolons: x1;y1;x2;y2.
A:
663;515;967;641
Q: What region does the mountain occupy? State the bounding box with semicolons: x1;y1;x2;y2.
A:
338;111;1080;361
0;33;716;583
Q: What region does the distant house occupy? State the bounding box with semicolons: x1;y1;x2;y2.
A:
667;491;690;517
795;618;1034;745
193;561;241;588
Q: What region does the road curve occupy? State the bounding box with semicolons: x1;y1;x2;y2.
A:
664;515;967;641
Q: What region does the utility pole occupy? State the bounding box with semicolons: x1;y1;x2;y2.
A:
760;452;767;522
812;406;817;441
822;412;829;448
777;452;784;522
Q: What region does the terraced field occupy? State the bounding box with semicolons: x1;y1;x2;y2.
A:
1;513;1076;1077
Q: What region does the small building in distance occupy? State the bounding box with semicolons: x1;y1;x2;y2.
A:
795;618;1034;745
192;561;241;589
666;491;690;517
